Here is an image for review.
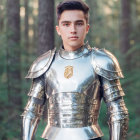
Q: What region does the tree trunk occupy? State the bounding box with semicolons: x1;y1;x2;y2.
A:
6;0;22;109
136;0;140;40
38;0;54;56
32;15;38;54
24;0;29;65
0;0;4;32
120;0;131;65
38;0;54;120
86;0;98;47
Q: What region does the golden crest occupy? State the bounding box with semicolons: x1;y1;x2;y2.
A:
64;66;73;79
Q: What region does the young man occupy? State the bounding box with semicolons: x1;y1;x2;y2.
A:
22;0;129;140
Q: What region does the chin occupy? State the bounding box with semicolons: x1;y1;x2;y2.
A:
68;42;83;48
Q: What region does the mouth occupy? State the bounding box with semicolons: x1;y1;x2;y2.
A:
69;36;79;40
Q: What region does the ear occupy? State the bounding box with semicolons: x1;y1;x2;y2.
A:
86;24;90;34
56;25;61;36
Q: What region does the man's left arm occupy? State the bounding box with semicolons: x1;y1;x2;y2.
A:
101;77;129;140
91;48;129;140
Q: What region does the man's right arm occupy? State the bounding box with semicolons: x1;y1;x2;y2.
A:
21;76;46;140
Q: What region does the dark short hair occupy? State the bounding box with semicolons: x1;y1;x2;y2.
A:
56;0;89;23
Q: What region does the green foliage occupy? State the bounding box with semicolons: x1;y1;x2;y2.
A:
124;69;140;140
35;120;46;140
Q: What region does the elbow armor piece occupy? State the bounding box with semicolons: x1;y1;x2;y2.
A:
102;78;129;140
21;77;46;140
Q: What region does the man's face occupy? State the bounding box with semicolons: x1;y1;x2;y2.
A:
56;10;90;51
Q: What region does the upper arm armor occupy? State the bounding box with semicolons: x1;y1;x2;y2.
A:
28;76;45;100
91;48;124;80
26;48;56;79
22;76;46;118
21;48;56;140
92;48;129;139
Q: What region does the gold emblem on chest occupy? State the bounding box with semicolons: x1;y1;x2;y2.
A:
64;66;73;79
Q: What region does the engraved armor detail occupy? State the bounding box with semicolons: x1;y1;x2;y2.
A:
26;48;56;79
64;66;73;79
48;92;100;128
48;81;101;128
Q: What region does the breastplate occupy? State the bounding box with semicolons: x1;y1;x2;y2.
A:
45;48;97;94
41;45;103;140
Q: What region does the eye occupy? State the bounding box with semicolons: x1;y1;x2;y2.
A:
77;22;84;26
63;23;70;27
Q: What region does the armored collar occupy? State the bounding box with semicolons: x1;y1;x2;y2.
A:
59;43;92;59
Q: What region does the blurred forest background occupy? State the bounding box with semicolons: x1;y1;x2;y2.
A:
0;0;140;140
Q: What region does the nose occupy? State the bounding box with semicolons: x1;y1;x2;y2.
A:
70;24;76;34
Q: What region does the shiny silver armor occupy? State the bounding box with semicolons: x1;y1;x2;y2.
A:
22;43;129;140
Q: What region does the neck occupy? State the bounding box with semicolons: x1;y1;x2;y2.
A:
63;44;84;52
59;42;91;59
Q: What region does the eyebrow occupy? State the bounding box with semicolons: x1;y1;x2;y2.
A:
61;20;84;24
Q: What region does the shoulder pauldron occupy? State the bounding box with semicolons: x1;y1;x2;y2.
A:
25;48;56;79
91;48;124;80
